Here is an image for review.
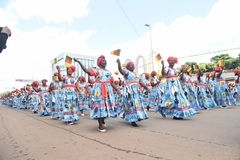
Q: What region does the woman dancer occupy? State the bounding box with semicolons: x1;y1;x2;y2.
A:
74;55;120;132
148;71;161;111
179;65;201;111
116;58;150;127
57;65;79;125
38;79;51;116
156;57;196;119
76;76;89;116
196;70;217;109
29;81;41;113
49;72;63;120
141;73;151;111
212;66;235;108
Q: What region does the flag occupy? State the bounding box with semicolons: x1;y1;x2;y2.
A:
155;53;162;62
193;65;198;70
110;49;121;56
52;58;58;65
186;66;192;72
65;55;72;67
218;60;224;67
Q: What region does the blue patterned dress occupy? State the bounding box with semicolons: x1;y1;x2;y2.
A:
213;72;236;106
88;67;117;119
155;67;196;118
180;73;201;111
30;88;41;113
196;77;217;109
50;81;63;119
206;77;215;97
148;78;161;107
38;85;51;116
61;76;79;123
233;76;240;103
12;94;18;108
119;69;148;122
77;82;89;111
19;93;26;109
141;79;151;107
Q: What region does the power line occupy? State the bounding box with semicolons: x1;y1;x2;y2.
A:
115;0;141;38
177;47;240;59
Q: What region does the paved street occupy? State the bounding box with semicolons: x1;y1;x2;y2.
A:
0;104;239;160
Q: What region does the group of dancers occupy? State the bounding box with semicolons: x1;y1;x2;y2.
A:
1;55;240;133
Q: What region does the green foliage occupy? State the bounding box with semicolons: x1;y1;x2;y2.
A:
183;54;239;73
210;54;233;64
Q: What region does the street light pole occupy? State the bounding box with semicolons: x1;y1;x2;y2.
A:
145;24;154;71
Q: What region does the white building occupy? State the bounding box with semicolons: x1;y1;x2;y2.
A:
50;52;97;81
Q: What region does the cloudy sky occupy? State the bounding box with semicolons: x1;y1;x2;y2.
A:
0;0;240;89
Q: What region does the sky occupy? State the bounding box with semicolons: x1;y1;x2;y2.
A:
0;0;240;90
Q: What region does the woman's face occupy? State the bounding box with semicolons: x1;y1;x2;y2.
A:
169;60;175;67
67;67;73;75
79;78;84;83
100;58;107;68
42;81;47;85
127;63;135;71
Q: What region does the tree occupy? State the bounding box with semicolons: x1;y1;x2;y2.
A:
210;54;233;64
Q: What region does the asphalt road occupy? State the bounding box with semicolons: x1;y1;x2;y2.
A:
0;104;240;160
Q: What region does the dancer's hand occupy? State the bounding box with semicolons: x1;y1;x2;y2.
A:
116;58;121;64
73;58;79;62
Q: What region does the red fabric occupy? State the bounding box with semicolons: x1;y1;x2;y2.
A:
214;67;220;72
126;62;133;69
97;55;105;67
66;65;76;72
88;68;95;76
79;76;86;82
205;72;210;77
167;56;178;64
145;73;149;78
42;79;48;83
53;72;58;76
233;68;239;75
151;71;156;77
101;82;107;99
31;81;39;86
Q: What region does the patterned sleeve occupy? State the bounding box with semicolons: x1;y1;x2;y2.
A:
88;67;98;77
123;68;129;78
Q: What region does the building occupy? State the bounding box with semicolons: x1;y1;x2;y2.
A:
50;52;97;81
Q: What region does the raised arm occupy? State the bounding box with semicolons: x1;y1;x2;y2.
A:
56;65;63;81
74;58;90;75
116;58;126;76
161;60;165;76
216;67;223;79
